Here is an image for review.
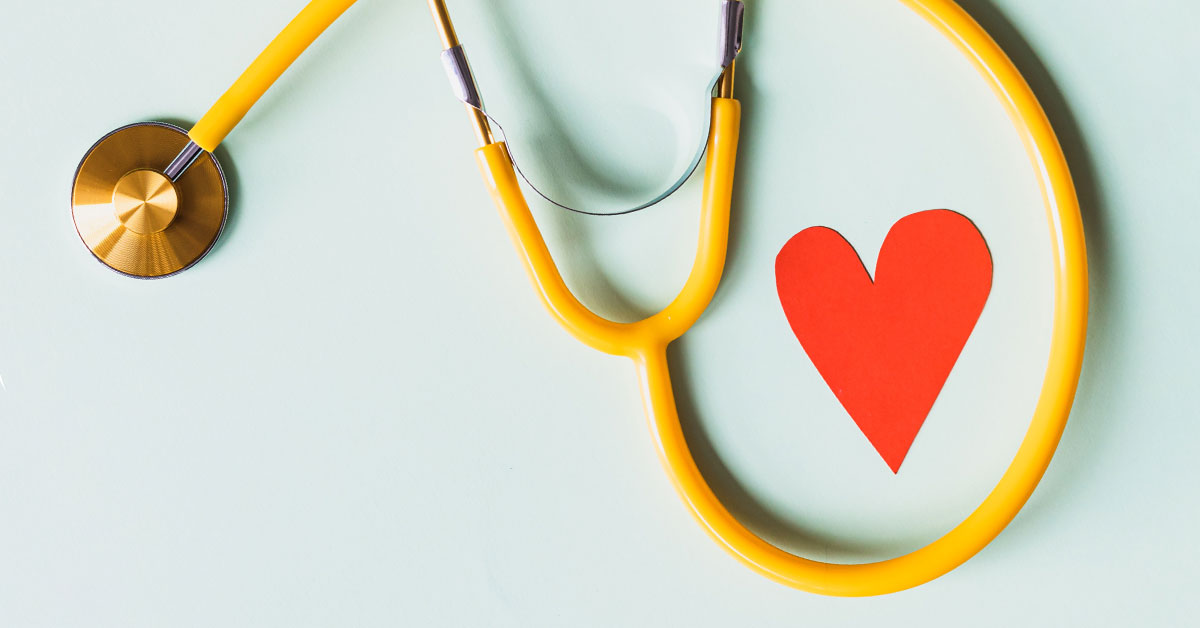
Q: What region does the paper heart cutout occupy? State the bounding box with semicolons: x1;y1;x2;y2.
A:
775;209;992;473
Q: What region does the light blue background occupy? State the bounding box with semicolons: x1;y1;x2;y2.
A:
1;1;1197;625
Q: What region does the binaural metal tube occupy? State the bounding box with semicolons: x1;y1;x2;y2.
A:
426;0;494;147
427;0;459;48
718;60;736;99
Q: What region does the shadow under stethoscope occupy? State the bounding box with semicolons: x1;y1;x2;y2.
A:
477;0;703;322
478;0;674;213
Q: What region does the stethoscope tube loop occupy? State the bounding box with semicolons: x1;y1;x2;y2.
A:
477;0;1087;597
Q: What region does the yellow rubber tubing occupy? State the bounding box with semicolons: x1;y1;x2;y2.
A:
476;0;1087;597
188;0;359;151
475;100;741;359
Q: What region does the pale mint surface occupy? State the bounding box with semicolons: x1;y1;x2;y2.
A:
0;1;1196;625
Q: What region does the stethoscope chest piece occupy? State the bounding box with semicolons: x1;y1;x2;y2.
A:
71;122;227;278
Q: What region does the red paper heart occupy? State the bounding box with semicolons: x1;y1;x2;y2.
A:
775;209;992;473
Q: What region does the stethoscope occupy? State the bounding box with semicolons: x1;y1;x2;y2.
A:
69;0;1088;596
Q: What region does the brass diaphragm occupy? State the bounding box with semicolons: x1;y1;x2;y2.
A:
71;122;227;278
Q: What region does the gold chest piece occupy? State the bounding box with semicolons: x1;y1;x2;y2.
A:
71;123;227;278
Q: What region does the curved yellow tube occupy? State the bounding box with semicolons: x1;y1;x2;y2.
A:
475;98;741;356
188;0;359;151
477;0;1087;596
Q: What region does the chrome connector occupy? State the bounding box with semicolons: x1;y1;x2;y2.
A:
441;44;483;110
718;0;745;68
163;140;204;182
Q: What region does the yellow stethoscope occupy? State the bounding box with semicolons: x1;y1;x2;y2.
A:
70;0;1087;596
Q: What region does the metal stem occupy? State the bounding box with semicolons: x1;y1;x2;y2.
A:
427;0;494;147
163;141;204;182
718;60;736;98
